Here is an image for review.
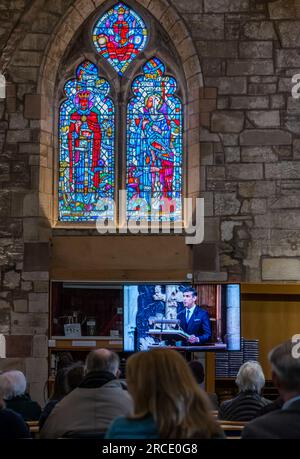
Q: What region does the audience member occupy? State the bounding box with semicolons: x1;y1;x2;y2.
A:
39;362;85;429
40;349;133;438
242;340;300;438
219;361;271;421
65;362;85;392
56;352;74;371
188;360;219;409
39;367;68;429
0;370;41;421
256;396;284;417
106;348;225;439
0;386;31;439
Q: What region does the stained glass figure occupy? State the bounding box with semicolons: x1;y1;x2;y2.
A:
92;2;148;76
126;57;183;221
59;61;115;221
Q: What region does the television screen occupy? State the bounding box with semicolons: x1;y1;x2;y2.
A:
123;283;241;352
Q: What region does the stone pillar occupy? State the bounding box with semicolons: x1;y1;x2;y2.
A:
226;284;240;351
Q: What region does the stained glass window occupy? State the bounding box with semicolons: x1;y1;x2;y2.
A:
59;61;115;222
92;2;148;76
126;57;183;221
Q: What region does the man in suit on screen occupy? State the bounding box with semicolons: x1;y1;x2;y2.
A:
177;287;211;345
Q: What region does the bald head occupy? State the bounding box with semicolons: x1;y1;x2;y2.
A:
85;349;120;376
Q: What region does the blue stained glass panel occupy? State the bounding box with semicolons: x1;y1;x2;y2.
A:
59;61;115;222
126;57;183;221
92;2;148;76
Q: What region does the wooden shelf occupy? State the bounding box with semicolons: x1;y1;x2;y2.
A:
48;337;123;351
241;283;300;295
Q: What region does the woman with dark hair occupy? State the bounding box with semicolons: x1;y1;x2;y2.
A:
106;348;225;439
39;362;85;429
66;362;85;392
188;360;219;409
39;368;68;429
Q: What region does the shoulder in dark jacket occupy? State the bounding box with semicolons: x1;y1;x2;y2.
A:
242;399;300;439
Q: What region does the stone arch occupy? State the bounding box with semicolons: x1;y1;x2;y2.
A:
37;0;203;226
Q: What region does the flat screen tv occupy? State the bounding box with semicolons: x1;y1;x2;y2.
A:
123;283;241;352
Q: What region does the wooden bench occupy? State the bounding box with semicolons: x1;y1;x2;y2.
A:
26;421;40;438
218;420;246;438
218;420;247;426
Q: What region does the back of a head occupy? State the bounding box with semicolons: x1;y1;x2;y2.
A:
188;360;205;385
236;361;265;394
0;370;27;400
126;348;219;439
85;349;120;376
66;363;85;392
51;368;69;400
269;340;300;392
57;352;74;371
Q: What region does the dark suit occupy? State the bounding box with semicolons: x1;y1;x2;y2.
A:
242;399;300;439
177;306;211;344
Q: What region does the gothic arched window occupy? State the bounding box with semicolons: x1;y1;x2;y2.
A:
126;58;183;222
59;61;115;221
58;2;183;224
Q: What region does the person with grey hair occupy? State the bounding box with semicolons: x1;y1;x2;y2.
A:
0;388;31;439
0;370;41;421
40;349;133;438
219;361;271;421
85;349;120;375
242;340;300;438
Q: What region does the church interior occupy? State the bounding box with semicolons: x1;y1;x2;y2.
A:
1;0;300;441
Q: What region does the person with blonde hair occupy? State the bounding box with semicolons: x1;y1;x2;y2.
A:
106;348;224;439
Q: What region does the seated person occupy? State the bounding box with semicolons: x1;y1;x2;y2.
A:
39;368;67;429
0;370;41;421
219;361;271;421
0;392;31;439
39;362;85;429
106;348;225;439
188;360;219;409
40;349;133;439
256;396;284;417
65;362;85;392
177;287;211;345
242;340;300;438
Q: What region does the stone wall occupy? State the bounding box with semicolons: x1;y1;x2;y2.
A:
175;0;300;282
0;0;74;405
1;0;300;403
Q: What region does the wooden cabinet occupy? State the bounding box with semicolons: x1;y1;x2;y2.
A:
48;281;124;392
50;281;123;339
241;283;300;380
205;283;300;392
